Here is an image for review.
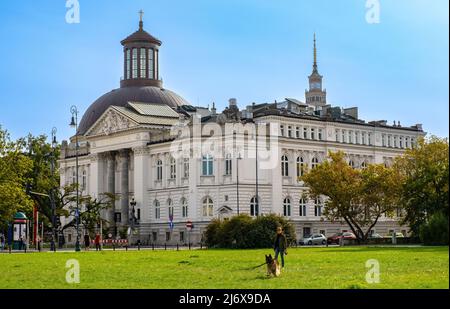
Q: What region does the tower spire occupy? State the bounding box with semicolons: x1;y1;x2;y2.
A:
313;33;318;73
139;9;144;30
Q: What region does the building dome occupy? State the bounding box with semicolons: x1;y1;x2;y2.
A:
77;14;189;135
78;86;189;134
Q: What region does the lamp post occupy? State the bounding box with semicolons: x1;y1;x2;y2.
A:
236;153;242;215
50;127;58;251
69;105;81;252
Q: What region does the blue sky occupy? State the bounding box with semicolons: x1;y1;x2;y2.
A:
0;0;448;141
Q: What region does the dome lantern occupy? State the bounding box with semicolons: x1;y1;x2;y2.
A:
120;10;162;88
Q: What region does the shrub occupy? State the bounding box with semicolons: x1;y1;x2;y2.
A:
419;212;449;245
204;213;297;249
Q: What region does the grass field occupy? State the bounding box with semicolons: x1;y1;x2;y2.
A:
0;246;448;289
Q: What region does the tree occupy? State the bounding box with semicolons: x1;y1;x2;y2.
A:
394;136;449;237
301;151;400;242
0;127;33;231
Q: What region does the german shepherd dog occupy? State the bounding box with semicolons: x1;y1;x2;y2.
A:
265;254;281;277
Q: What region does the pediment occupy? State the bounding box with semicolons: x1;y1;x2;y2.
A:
85;107;139;137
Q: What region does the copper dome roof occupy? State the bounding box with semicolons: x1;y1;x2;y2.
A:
78;86;189;135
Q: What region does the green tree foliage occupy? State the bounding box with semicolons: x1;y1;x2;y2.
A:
419;212;449;245
301;151;400;242
0;127;33;231
204;214;296;249
394;136;449;238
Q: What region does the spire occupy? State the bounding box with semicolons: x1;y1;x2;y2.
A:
313;33;318;73
139;9;144;31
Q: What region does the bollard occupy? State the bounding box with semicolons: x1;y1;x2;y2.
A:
164;243;167;250
126;245;128;251
177;243;179;251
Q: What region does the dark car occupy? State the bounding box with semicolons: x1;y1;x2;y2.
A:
327;232;357;244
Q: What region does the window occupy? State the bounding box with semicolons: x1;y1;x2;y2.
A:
169;157;176;179
82;170;87;191
126;49;131;79
283;198;291;217
250;196;259;217
399;136;403;148
368;133;372;145
202;197;214;217
181;198;188;218
362;132;366;145
202;155;214;176
388;135;392;147
148;48;154;79
382;134;386;147
280;125;285;137
297;157;305;178
72;170;76;185
281;155;289;176
296;127;300;138
132;48;138;78
180;231;185;242
318;129;323;140
225;154;232;176
168;199;174;219
152;232;157;242
140;48;147;78
405;137;409;148
299;198;307;216
349;160;355;169
314;198;323;216
183;158;189;178
355;132;360;144
156;160;163;181
348;131;353;144
311;157;319;169
335;129;340;142
411;138;415;147
287;126;292;138
155;50;159;79
137;209;141;220
114;212;121;223
303;127;308;139
361;161;367;169
311;128;315;140
154;200;160;219
393;136;398;148
166;232;171;242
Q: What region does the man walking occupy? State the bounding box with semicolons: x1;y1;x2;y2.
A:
273;226;288;268
94;233;101;251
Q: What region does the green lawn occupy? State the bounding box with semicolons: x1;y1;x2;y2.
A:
0;246;448;289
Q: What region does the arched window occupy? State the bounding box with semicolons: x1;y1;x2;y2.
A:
349;160;355;169
202;155;214;176
154;200;160;219
281;155;289;176
283;198;291;217
361;161;367;169
156;159;163;181
72;170;76;185
311;157;319;169
299;198;307;217
167;199;174;219
225;154;232;176
297;157;305;178
250;196;259;217
314;198;323;217
181;198;188;218
202;197;214;217
169;157;176;179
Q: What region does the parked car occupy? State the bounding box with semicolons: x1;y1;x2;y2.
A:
369;233;383;239
301;234;327;245
327;232;357;244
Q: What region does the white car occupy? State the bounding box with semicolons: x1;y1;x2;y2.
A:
301;234;327;245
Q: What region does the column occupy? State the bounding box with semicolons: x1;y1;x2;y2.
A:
133;146;149;223
106;152;116;231
119;150;130;226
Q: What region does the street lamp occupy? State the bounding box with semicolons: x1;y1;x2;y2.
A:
70;105;81;252
50;127;58;251
236;153;242;215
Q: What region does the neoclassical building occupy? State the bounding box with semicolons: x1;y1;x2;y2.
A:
59;19;425;245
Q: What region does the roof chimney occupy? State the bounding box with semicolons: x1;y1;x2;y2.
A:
211;102;217;116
